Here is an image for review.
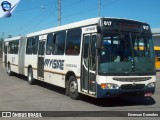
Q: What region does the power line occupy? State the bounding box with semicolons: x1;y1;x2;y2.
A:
62;0;86;9
12;0;121;36
102;0;121;7
62;0;121;20
18;14;55;35
62;6;97;19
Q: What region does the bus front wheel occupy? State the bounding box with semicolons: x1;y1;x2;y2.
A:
69;76;81;100
28;68;35;85
65;80;69;96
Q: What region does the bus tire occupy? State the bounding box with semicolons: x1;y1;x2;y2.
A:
65;80;69;96
69;76;81;100
7;64;12;76
28;68;35;85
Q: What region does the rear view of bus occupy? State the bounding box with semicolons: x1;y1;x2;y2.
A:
90;18;156;98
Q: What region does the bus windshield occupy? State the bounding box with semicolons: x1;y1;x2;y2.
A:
98;31;155;75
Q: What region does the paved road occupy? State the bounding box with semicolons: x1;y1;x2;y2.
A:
0;64;160;120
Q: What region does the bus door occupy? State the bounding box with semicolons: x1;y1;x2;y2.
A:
4;42;8;67
82;34;97;95
38;39;45;79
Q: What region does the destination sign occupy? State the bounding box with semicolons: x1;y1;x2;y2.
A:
102;19;150;32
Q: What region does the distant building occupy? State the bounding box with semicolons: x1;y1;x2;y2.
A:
152;28;160;46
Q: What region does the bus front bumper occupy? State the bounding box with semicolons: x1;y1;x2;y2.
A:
96;84;155;98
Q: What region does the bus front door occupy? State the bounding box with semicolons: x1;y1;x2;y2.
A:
82;34;97;95
38;39;45;79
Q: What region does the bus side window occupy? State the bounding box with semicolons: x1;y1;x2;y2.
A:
32;36;38;55
52;31;65;55
66;28;81;55
11;41;14;54
8;42;11;54
8;40;19;54
4;43;7;54
46;33;54;55
14;40;19;54
26;38;33;54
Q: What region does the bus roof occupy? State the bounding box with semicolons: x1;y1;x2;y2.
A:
4;36;21;42
26;17;101;37
26;17;148;37
152;28;160;36
4;17;149;39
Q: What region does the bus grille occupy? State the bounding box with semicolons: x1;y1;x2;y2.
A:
121;84;145;90
113;77;151;82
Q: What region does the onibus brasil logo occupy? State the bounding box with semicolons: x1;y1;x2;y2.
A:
0;0;20;17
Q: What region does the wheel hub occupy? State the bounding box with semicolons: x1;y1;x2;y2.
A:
70;81;77;93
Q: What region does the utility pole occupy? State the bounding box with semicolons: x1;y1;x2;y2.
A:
98;0;101;17
58;0;61;26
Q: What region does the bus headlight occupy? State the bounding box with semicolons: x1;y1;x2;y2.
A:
147;82;155;88
101;83;119;89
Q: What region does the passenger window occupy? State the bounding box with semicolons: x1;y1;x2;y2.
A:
46;33;54;55
26;38;33;54
66;28;81;55
32;36;39;55
26;37;38;55
14;40;19;54
53;31;66;55
8;40;19;54
4;43;7;54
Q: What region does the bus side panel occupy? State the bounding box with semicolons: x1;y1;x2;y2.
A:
18;37;26;75
44;55;66;88
24;55;38;79
8;54;19;73
44;55;81;89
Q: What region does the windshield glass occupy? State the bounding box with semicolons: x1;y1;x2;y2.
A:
98;31;155;75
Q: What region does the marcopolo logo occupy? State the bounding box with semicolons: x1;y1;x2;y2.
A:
0;0;21;17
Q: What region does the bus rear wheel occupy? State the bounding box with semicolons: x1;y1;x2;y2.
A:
28;68;35;85
7;64;12;76
69;76;81;100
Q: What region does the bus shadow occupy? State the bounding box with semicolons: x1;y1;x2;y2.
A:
12;73;28;81
11;73;66;95
35;80;66;95
81;95;156;107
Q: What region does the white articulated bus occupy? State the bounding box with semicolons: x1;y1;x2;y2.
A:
3;17;156;99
